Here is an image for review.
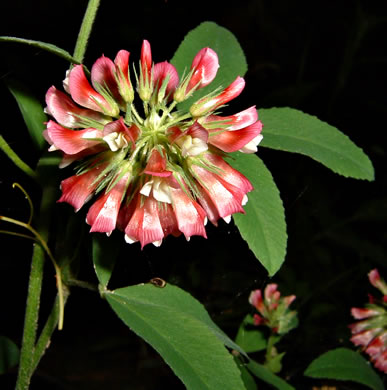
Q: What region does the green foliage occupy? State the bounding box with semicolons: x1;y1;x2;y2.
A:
246;359;295;390
235;314;267;353
229;153;287;276
234;357;258;390
7;79;47;152
304;347;384;390
92;233;120;289
104;283;245;390
260;107;374;180
0;36;79;64
0;336;19;374
171;21;247;111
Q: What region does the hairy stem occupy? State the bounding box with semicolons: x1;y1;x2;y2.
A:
72;0;101;63
15;185;58;390
15;244;46;390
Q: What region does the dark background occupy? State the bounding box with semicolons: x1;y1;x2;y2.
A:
0;0;386;388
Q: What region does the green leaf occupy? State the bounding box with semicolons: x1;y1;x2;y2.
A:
235;357;258;390
0;336;20;374
304;347;384;390
171;21;247;111
0;36;79;64
229;153;287;276
235;314;267;353
92;233;120;289
247;360;295;390
104;283;245;390
259;107;374;181
266;351;285;374
7;79;47;152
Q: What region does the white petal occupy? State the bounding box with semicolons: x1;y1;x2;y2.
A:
153;180;172;204
63;69;71;93
239;134;263;154
242;194;248;206
152;240;162;247
103;132;120;152
125;234;137;244
223;215;232;224
140;180;153;197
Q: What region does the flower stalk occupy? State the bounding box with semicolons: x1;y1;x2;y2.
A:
72;0;101;63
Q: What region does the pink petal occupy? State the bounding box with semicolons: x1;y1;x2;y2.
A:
158;203;180;238
87;173;130;234
264;284;279;302
153;61;179;98
114;50;130;80
91;55;121;103
141;40;152;81
253;314;265;326
59;145;105;168
125;195;164;248
187;122;209;143
58;164;107;211
369;269;381;286
350;328;381;347
187;47;219;92
204;153;253;194
46;120;102;154
366;334;386;357
283;295;296;307
144;148;172;177
249;289;265;313
114;50;133;102
69;65;118;116
191;164;245;219
45;86;107;128
103;118;137;146
167;176;207;240
196;185;220;225
374;350;387;373
208;120;263;153
351;307;381;319
190;76;245;117
205;106;258;131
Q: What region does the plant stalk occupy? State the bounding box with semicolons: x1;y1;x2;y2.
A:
72;0;101;63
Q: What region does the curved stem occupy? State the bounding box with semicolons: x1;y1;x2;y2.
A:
0;135;38;181
0;215;65;330
72;0;101;63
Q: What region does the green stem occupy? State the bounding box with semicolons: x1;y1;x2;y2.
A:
15;244;45;390
15;185;57;390
0;135;38;181
265;333;277;366
31;292;69;373
72;0;101;63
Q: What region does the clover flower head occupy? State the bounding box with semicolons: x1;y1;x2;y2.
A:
44;40;263;247
248;284;297;334
349;268;387;373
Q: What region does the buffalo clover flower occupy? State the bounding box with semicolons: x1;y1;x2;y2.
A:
44;40;263;247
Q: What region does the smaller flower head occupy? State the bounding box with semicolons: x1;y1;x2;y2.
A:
249;284;297;334
349;268;387;374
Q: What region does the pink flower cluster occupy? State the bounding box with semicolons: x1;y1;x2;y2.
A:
249;284;297;334
349;269;387;373
44;40;263;247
